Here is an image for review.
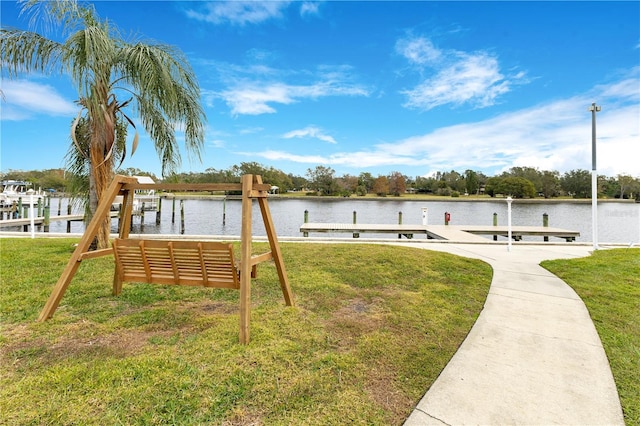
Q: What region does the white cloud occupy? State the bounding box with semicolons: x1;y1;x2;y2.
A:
300;2;320;17
395;37;442;65
221;84;293;115
185;1;291;25
0;79;76;120
283;126;337;144
397;35;527;110
220;76;369;116
249;74;640;177
250;150;327;165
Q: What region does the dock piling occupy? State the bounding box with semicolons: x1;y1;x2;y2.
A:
66;204;72;233
156;197;162;225
180;200;185;234
222;198;226;226
303;210;308;237
43;205;50;232
140;202;146;230
543;213;549;242
353;210;359;238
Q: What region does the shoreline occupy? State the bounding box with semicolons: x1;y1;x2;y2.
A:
160;193;638;204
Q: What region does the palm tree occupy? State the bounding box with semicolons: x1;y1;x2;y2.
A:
1;0;205;248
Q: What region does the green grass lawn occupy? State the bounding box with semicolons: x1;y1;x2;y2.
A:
542;248;640;426
0;238;492;425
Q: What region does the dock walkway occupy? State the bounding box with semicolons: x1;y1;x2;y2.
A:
0;212;119;228
299;223;580;242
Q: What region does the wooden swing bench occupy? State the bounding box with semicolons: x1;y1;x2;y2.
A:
38;174;294;344
112;238;259;291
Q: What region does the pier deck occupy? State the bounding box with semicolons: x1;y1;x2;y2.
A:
0;212;119;228
299;223;580;242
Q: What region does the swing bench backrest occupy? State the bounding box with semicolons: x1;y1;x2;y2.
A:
113;238;242;289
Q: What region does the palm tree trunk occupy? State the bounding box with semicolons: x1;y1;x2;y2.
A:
88;143;114;249
87;96;116;250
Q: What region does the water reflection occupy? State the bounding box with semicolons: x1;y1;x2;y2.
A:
12;197;640;244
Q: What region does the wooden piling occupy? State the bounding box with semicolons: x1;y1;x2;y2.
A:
493;212;498;241
353;210;359;238
303;209;308;237
156;197;162;225
180;200;185;234
398;211;403;239
67;204;72;233
22;205;29;228
140;202;146;230
543;213;549;242
43;205;50;232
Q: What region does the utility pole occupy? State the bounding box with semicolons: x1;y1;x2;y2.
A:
589;102;601;250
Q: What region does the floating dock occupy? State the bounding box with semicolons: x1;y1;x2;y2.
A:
299;223;580;242
0;212;119;229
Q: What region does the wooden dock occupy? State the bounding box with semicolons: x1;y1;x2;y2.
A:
0;212;119;228
299;223;580;242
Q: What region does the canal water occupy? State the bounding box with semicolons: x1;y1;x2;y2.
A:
18;197;640;245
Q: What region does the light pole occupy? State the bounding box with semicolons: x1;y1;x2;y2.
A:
589;102;601;250
506;196;513;252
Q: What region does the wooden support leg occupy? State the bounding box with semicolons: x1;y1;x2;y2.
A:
38;250;85;321
38;176;135;321
112;268;123;296
256;177;294;307
239;174;253;344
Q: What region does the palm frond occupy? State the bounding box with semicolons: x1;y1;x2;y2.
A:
0;29;64;76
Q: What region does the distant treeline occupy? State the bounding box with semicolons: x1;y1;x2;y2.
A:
2;163;639;200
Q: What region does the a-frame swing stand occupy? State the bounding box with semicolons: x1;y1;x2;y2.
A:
38;174;294;344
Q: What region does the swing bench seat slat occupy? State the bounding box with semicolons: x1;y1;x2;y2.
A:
113;238;250;289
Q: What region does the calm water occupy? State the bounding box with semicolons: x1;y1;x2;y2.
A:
9;197;640;244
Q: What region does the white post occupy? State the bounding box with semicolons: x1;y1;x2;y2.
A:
589;102;601;250
506;196;513;252
421;207;428;225
591;171;598;249
27;189;35;239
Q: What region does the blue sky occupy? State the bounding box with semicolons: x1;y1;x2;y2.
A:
1;1;639;179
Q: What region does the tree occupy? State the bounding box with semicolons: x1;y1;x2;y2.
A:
504;167;543;194
496;176;536;198
336;174;359;196
560;169;592;198
464;169;479;195
288;173;308;191
372;175;389;196
358;172;375;194
540;170;561;198
414;175;436;194
388;171;406;196
306;165;337;195
617;174;636;199
1;0;205;248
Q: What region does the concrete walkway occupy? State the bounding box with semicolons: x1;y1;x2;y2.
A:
400;243;624;425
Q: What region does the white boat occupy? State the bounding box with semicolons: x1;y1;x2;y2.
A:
111;175;159;213
1;180;45;206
